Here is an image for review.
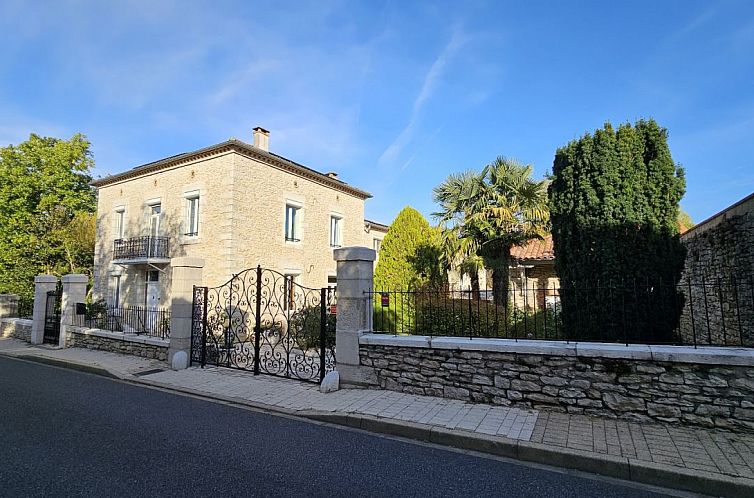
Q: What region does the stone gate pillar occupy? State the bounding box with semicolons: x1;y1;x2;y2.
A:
168;257;204;369
31;275;58;345
60;274;88;347
334;247;377;387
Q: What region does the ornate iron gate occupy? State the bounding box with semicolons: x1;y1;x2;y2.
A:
43;289;62;344
190;266;336;383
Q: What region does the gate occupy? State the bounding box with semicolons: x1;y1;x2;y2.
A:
43;289;62;344
190;266;336;383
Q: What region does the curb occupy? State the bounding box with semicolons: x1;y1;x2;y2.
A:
10;354;123;380
4;351;752;497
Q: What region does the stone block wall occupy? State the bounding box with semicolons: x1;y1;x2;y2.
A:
65;326;168;361
0;318;32;342
680;193;754;346
359;336;754;432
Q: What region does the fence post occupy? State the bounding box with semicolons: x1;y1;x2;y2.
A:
31;275;58;344
60;274;89;347
0;294;19;318
333;246;377;388
168;257;204;369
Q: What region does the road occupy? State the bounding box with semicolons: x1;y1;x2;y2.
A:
0;356;673;497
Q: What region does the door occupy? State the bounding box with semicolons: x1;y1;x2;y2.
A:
145;270;160;332
149;204;161;256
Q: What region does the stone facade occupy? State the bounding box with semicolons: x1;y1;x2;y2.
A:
680;192;754;346
358;336;754;432
0;318;32;342
65;326;168;361
93;133;375;307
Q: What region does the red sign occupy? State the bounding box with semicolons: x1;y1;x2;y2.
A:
329;305;337;315
380;293;390;307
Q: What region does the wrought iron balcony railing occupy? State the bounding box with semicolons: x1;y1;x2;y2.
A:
113;236;170;261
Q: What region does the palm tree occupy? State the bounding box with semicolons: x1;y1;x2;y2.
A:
433;157;549;307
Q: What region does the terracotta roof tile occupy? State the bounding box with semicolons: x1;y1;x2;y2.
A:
510;235;555;261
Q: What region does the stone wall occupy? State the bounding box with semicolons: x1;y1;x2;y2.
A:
680;193;754;346
65;326;168;361
0;318;32;342
358;335;754;432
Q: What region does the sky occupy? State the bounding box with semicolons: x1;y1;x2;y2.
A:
1;0;753;226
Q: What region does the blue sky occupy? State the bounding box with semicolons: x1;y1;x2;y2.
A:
1;1;753;226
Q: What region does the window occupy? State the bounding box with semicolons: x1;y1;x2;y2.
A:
327;275;337;288
115;208;125;240
285;204;300;242
373;238;381;253
185;195;200;237
329;215;342;248
147;270;160;282
149;204;161;236
283;273;299;310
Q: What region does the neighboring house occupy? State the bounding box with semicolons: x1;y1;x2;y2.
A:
448;235;559;310
92;127;375;310
508;235;559;310
364;219;388;263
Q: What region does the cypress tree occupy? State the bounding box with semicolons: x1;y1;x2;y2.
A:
549;119;686;343
373;206;443;332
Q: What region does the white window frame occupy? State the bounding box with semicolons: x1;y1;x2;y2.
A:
329;215;343;248
184;192;200;238
282;271;301;311
373;238;382;253
114;206;126;240
112;274;122;308
284;202;302;243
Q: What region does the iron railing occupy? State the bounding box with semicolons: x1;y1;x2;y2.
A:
113;236;169;260
369;277;754;348
73;304;171;339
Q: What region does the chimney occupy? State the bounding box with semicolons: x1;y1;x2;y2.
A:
252;127;270;151
326;171;339;180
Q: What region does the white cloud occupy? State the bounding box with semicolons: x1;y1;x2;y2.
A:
378;27;467;167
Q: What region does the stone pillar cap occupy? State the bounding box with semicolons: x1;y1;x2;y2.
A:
333;246;376;262
62;273;89;284
34;275;58;283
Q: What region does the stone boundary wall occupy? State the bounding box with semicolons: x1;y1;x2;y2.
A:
680;192;754;346
358;335;754;432
65;326;168;361
0;318;32;342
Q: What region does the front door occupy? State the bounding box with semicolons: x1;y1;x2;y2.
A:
145;270;160;331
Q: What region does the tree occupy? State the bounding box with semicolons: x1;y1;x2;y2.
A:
678;208;694;232
0;134;96;299
548;119;686;343
373;207;444;332
433;157;550;306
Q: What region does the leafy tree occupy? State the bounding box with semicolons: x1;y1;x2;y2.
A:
433;157;550;306
548;119;686;343
678;208;694;231
0;134;96;299
373;207;443;332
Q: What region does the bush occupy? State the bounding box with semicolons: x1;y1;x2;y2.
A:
288;305;336;351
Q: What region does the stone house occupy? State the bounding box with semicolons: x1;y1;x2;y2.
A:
447;235;559;310
92;127;381;310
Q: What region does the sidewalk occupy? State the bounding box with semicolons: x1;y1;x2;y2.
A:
2;337;754;497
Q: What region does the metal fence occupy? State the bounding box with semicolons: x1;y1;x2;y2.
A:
369;277;754;347
73;304;171;339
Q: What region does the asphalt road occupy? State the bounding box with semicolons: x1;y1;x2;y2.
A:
0;356;673;498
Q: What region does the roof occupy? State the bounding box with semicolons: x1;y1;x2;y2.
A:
91;138;372;200
364;219;389;233
510;235;555;262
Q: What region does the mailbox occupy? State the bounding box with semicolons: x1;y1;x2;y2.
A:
75;302;87;315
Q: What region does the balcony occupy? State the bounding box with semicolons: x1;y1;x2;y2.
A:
113;236;170;264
